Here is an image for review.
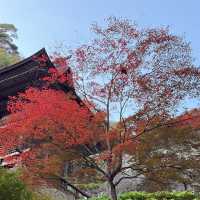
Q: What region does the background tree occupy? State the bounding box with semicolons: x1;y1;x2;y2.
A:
1;17;200;200
0;23;20;68
0;48;20;68
133;115;200;192
0;23;18;53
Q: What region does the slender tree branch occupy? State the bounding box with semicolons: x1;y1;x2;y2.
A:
114;172;143;186
46;175;91;198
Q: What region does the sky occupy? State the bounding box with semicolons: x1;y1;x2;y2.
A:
0;0;199;65
0;0;200;116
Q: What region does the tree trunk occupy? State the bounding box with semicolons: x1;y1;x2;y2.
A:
183;182;188;191
109;181;118;200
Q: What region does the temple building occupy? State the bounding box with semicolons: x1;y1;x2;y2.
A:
0;48;81;118
0;48;81;168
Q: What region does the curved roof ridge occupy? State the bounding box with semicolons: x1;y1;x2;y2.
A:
0;48;53;75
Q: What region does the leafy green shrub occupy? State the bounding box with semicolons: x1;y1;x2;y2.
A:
153;191;195;200
88;191;200;200
0;168;53;200
0;168;32;200
119;191;199;200
89;195;109;200
120;192;146;200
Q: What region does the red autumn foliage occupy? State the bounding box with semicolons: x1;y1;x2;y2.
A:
173;109;200;129
1;17;200;200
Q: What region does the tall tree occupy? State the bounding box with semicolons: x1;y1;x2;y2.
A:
1;17;200;200
70;17;200;198
0;23;18;53
0;48;20;68
0;23;20;68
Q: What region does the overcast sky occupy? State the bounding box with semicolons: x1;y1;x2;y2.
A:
0;0;199;65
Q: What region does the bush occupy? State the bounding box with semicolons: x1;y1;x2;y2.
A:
119;191;199;200
89;195;109;200
89;191;200;200
0;168;32;200
0;168;53;200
